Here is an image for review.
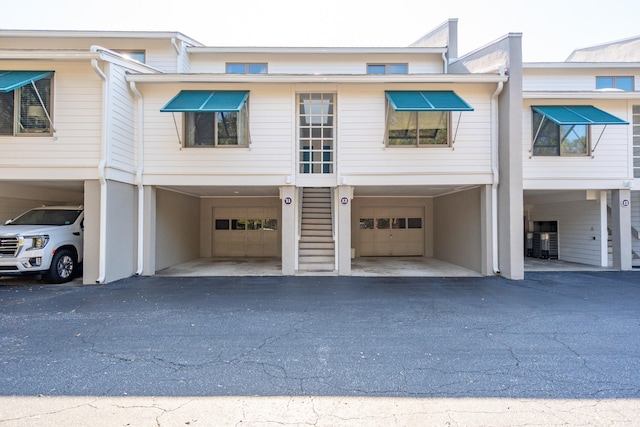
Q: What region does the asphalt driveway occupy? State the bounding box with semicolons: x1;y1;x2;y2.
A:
1;272;639;398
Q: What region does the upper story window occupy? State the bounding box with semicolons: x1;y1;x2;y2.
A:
226;63;267;74
530;105;628;157
532;109;589;156
385;91;473;148
596;76;634;91
160;90;250;147
0;71;53;136
117;50;146;63
367;64;408;75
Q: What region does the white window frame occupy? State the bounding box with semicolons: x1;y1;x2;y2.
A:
531;110;591;157
385;104;451;148
0;77;53;137
183;102;249;148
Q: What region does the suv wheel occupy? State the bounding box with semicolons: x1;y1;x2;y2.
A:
47;249;76;283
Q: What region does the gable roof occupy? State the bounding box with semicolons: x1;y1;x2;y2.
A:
566;35;640;62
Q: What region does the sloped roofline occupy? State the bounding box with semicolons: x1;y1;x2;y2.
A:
0;29;204;47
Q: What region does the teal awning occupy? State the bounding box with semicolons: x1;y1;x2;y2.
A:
532;106;628;125
0;71;53;92
385;90;474;111
161;90;249;112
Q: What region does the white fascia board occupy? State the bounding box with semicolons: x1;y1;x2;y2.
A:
0;30;203;46
0;49;161;73
525;62;640;69
187;46;447;55
523;91;640;99
126;73;507;84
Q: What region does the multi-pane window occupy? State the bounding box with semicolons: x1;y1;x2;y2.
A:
215;218;278;230
298;93;335;174
117;50;146;63
226;63;267;74
184;105;248;147
596;76;634;91
0;77;52;136
367;64;408;74
532;110;589;156
634;105;640;178
387;109;449;147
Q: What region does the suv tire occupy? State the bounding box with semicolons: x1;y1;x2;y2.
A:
47;249;76;283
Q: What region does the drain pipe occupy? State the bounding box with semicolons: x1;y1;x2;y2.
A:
130;81;145;276
91;46;109;284
491;67;505;275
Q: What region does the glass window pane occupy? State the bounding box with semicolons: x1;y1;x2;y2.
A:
360;218;374;229
560;124;588;155
215;219;230;230
247;63;267;74
388;64;408;74
217;112;239;145
186;112;215;146
408;218;422;229
367;64;386;74
388;109;416;146
0;91;14;135
532;111;560;156
264;219;277;230
596;76;614;89
18;78;51;134
418;111;448;145
392;218;406;229
633;105;640;114
231;219;246;230
616;77;634;91
376;218;390;229
226;63;246;74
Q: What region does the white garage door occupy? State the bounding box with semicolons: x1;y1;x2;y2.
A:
359;207;424;256
213;207;279;257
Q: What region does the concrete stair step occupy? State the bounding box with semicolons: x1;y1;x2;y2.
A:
303;203;331;209
302;218;332;225
300;236;334;243
298;264;335;272
299;248;335;256
302;212;332;219
300;242;335;249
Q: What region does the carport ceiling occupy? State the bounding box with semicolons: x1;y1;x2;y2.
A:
161;185;478;198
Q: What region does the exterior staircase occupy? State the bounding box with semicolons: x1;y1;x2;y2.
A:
298;187;335;272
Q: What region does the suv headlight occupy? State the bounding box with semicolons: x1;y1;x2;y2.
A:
25;235;49;250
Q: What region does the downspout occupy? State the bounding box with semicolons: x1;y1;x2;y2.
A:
442;52;448;74
129;81;145;276
171;37;181;73
91;46;109;284
491;66;505;275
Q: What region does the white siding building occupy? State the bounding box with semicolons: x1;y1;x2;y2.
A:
0;21;636;284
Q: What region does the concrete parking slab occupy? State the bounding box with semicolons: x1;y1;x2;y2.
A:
1;272;639;425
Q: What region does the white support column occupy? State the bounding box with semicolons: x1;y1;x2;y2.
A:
280;186;297;275
611;189;632;270
480;185;494;276
337;185;353;275
143;186;156;276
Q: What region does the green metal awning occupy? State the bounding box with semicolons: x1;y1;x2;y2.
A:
385;90;474;111
531;105;628;125
161;90;249;112
0;71;53;92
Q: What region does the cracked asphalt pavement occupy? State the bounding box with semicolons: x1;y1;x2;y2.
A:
1;272;639;400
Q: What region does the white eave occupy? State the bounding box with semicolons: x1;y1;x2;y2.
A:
525;62;640;69
187;46;448;55
523;90;640;99
0;29;203;46
126;73;507;84
0;48;161;73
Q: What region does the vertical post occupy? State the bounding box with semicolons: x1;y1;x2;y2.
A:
611;189;632;270
480;185;493;276
337;185;352;275
143;186;156;275
280;186;297;275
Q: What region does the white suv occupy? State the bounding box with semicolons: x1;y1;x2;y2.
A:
0;206;84;283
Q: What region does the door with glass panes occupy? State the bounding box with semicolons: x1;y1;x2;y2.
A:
298;93;334;174
359;207;424;256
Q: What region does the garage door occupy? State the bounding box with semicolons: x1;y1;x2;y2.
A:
359;207;424;256
213;207;279;257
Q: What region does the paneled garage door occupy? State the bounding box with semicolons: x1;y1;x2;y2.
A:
213;207;279;257
359;207;424;256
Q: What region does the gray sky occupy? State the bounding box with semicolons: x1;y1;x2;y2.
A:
1;0;639;62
